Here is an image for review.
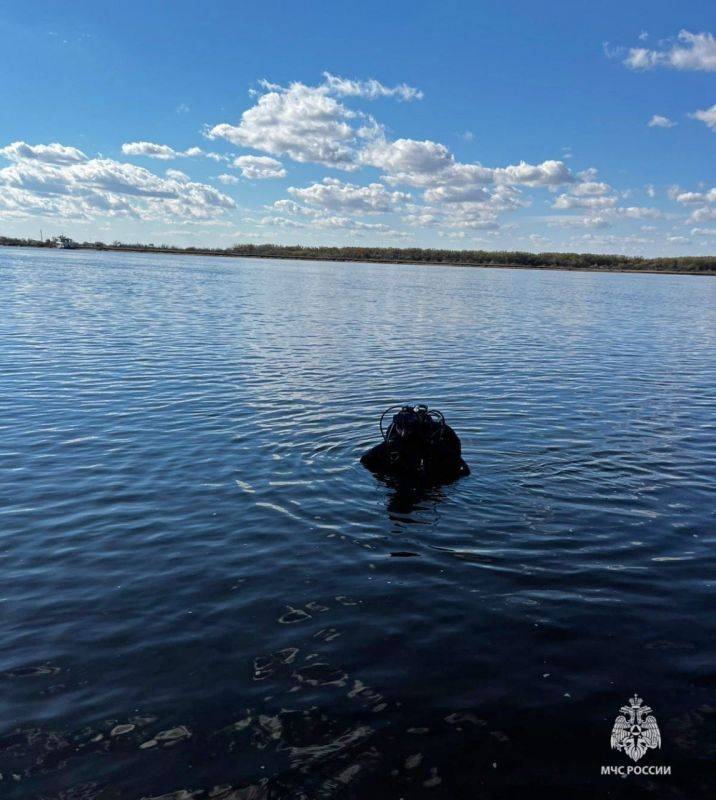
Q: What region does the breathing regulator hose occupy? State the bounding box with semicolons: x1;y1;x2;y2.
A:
379;404;446;443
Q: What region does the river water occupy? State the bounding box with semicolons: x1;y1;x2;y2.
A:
1;248;715;799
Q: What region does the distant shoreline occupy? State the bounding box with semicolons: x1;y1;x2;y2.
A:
2;240;715;276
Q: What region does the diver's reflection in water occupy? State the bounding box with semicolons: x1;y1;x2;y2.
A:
377;475;447;520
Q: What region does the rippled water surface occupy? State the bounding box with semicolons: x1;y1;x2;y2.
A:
1;248;715;799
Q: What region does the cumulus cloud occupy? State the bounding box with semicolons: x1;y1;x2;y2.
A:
5;73;637;245
402;201;501;231
494;160;575;187
359;137;575;192
570;181;612;196
217;173;240;185
287;177;409;213
647;114;677;128
624;30;716;71
0;140;235;222
122;141;183;159
619;206;663;219
675;187;716;204
0;141;88;165
165;168;190;182
552;194;616;210
232;155;286;179
422;184;492;204
205;74;581;242
672;187;716;225
359;138;487;187
121;141;220;160
207;79;361;169
689;206;716;223
690;103;716;132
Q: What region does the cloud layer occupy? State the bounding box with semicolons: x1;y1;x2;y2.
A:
3;66;713;255
0;141;235;222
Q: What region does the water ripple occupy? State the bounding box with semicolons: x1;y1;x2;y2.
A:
1;249;715;798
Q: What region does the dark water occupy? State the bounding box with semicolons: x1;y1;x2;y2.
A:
1;248;715;800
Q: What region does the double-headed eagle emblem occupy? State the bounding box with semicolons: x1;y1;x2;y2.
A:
610;694;661;762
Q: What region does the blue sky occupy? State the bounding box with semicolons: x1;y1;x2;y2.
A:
1;0;714;255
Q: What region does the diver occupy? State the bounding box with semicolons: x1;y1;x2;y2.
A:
361;404;470;483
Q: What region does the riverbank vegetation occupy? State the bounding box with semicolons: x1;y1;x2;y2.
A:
1;235;714;273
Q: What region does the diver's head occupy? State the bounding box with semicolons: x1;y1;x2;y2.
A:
384;406;439;476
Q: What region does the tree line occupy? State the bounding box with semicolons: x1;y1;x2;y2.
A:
1;235;714;273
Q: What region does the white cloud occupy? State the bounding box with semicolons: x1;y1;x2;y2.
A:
422;184;492;204
217;173;240;185
676;191;705;204
0;141;87;165
689;206;716;223
690;103;716;132
569;232;652;249
121;141;220;160
122;141;182;159
568;180;611;196
258;215;305;229
313;215;391;232
624;48;663;70
402;201;501;231
0;140;236;222
232;155;286;179
165;168;190;182
287;177;409;213
359;138;487;187
691;227;716;236
494;160;575;187
620;206;663;219
624;30;716;71
321;72;423;102
675;188;716;204
359;137;575;192
207;79;361;169
552;194;616;210
547;215;612;229
255;210;408;238
647;114;677;128
270;199;320;217
529;233;550;245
